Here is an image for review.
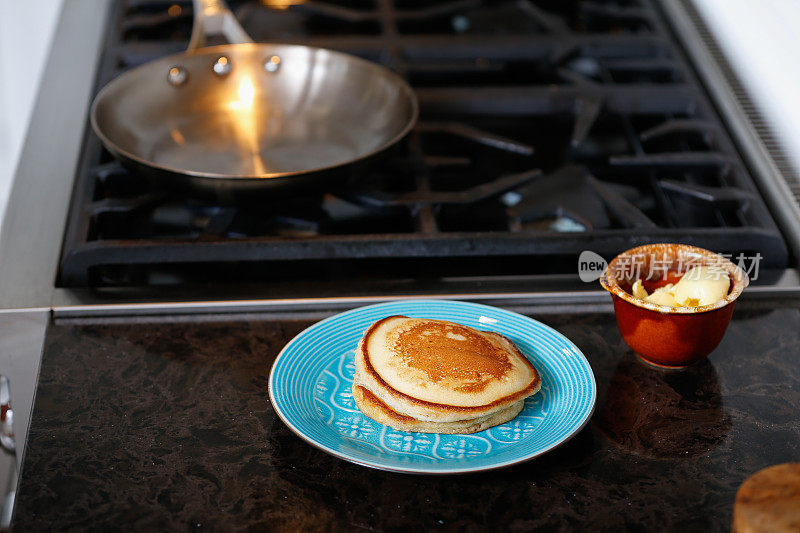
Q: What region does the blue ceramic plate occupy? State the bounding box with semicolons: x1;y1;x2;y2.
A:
268;300;596;474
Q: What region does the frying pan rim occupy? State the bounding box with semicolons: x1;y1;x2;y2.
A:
90;42;419;181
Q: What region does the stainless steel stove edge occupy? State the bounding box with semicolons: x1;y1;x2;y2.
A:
49;270;800;318
0;0;112;477
0;0;111;312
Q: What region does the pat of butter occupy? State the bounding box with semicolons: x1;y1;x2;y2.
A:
672;266;730;306
646;283;677;307
632;279;677;306
631;266;730;307
631;279;648;299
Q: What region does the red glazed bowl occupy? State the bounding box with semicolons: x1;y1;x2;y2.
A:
600;243;749;368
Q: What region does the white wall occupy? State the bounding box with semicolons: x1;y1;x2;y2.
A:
0;0;64;222
692;0;800;176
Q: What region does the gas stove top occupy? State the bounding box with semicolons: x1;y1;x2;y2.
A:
54;0;793;290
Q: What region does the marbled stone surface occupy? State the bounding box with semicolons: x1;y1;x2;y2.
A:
12;300;800;531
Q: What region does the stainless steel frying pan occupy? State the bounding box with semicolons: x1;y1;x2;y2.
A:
90;0;418;202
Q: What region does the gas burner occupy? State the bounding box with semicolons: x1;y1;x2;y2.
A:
506;165;656;231
345;169;539;211
342;122;536;211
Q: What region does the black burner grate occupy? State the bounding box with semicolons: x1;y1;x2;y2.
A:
58;0;788;287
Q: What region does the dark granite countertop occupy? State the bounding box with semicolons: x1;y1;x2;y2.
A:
12;299;800;531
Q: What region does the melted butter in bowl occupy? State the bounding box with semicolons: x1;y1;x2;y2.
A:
631;266;730;308
599;243;749;368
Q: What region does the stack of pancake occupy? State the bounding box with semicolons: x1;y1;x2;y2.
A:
352;316;541;434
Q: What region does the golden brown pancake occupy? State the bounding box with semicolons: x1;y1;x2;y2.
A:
352;316;541;432
352;385;525;434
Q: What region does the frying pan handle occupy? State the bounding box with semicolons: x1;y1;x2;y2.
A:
188;0;254;51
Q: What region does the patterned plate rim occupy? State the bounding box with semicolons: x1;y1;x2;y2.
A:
268;299;597;474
